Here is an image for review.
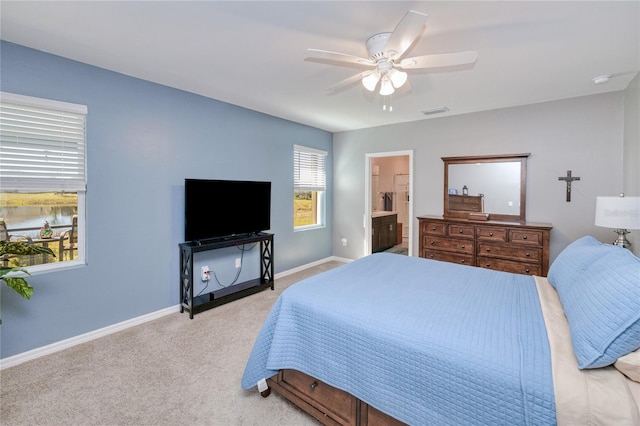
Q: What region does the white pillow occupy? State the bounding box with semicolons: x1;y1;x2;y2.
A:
614;349;640;382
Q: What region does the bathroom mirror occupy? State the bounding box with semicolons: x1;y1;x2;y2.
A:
442;153;529;222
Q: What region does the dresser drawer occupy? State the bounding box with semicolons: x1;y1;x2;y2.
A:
447;224;474;238
422;221;446;236
477;257;541;275
509;229;543;246
279;369;357;424
418;216;551;275
423;236;474;254
423;250;474;266
477;243;541;262
476;226;508;242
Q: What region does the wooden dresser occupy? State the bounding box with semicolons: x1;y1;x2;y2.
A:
418;215;552;276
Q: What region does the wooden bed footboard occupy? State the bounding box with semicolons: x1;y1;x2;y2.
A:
265;369;406;426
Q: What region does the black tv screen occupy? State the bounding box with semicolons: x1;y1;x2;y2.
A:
185;179;271;242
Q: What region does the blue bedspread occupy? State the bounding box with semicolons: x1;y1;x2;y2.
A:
241;253;556;425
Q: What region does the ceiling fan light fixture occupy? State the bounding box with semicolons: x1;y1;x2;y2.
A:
379;77;395;96
388;69;408;88
362;71;381;91
307;10;478;102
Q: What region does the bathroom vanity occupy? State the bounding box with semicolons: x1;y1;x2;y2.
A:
372;211;398;253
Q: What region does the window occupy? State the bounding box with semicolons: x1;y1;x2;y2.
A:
0;92;87;270
294;144;327;230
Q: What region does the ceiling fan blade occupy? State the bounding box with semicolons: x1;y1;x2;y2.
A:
384;10;428;60
306;48;373;66
397;51;479;70
327;70;373;92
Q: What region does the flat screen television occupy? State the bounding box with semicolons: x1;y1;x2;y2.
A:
185;178;271;242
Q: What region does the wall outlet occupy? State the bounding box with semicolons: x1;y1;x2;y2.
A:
201;266;210;281
341;238;348;246
235;258;241;268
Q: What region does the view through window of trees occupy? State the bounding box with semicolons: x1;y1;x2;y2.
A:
294;190;318;227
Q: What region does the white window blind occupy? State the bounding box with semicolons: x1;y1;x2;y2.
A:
294;144;327;192
0;92;87;192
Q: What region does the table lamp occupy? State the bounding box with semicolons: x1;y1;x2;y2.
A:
595;193;640;248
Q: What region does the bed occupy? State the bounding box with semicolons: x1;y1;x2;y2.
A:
241;236;640;425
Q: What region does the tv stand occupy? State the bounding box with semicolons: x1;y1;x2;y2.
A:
179;232;274;319
194;233;260;245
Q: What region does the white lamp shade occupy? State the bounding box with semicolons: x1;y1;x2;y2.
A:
388;69;408;88
362;72;380;91
595;196;640;229
379;77;395;96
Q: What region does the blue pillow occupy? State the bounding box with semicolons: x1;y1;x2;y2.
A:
548;236;615;289
556;246;640;368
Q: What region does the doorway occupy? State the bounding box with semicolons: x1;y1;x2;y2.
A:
364;150;413;257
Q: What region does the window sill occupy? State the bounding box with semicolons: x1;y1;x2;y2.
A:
17;259;86;276
294;224;326;232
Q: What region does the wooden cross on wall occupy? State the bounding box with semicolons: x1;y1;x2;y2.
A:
558;170;581;202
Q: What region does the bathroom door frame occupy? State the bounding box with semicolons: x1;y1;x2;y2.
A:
364;150;414;257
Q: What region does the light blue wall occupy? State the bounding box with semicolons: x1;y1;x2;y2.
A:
0;41;333;358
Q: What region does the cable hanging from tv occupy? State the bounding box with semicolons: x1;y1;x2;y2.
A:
195;243;257;294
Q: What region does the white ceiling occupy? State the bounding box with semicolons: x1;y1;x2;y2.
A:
1;1;639;133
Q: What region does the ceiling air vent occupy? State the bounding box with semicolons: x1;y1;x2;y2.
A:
421;106;449;116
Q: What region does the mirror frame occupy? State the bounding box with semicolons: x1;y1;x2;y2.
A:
442;153;529;222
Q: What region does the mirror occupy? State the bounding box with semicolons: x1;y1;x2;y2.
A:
442;153;529;222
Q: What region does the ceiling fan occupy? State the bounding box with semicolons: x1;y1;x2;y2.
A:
306;10;478;96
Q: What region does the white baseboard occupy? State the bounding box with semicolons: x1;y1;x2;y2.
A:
274;255;351;279
0;305;181;370
328;255;354;264
1;256;351;370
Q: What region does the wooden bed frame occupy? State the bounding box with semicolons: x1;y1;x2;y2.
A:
265;369;406;426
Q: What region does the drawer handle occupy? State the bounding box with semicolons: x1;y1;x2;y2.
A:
525;269;530;273
485;263;491;267
460;259;465;263
309;382;317;391
461;245;465;249
459;229;464;234
526;252;530;257
523;235;528;240
489;232;494;236
485;248;491;252
429;254;434;258
389;224;393;231
432;226;437;231
430;240;435;245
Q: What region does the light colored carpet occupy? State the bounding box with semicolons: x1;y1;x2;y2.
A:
0;260;346;426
